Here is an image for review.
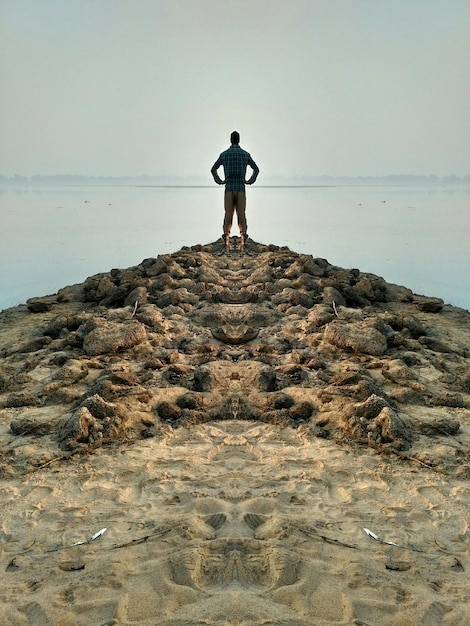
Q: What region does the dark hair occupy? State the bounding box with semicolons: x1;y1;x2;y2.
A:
230;131;240;145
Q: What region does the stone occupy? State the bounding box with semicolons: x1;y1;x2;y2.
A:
324;320;387;356
431;392;465;408
58;407;102;449
10;416;54;436
416;416;461;436
5;392;40;408
27;298;53;313
83;319;147;356
157;402;182;421
416;297;444;313
374;407;412;446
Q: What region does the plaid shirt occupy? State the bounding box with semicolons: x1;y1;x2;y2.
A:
211;145;259;192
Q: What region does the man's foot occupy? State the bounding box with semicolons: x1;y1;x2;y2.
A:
240;234;248;248
223;234;230;248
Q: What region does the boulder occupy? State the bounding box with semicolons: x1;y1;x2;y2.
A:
58;407;102;449
324;320;387;356
83;319;147;356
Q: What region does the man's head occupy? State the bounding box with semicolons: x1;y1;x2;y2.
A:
230;131;240;145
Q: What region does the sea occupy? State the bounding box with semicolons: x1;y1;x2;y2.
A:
1;185;469;312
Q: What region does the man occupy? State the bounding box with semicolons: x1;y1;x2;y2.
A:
211;131;259;248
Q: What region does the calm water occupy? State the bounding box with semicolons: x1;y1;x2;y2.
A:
1;185;469;311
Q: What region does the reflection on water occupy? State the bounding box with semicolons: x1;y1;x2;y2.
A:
1;185;469;311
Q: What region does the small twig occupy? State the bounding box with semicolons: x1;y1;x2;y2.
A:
130;300;138;318
110;527;173;550
34;456;70;471
332;300;339;317
297;525;359;550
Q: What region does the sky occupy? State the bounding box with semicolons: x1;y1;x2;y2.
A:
1;0;469;179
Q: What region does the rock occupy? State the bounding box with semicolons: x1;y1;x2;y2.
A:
83;319;147;356
259;368;278;392
0;369;9;392
306;305;335;328
354;275;387;303
176;393;199;409
416;297;444;313
161;305;186;317
289;402;314;421
144;257;168;277
52;360;88;383
324;320;387;356
124;286;149;307
211;325;259;345
27;298;53;313
44;313;90;338
58;394;130;449
419;336;453;353
157;402;182;421
151;273;178;292
81;394;124;421
383;283;412;303
322;286;346;307
415;417;460;437
5;392;40;408
107;367;141;386
301;256;327;277
431;392;465;408
193;368;211;392
273;393;294;409
156;291;182;309
57;283;85;302
352;394;390;420
289;291;315;309
136;305;165;328
463;372;470;392
374;407;412;446
58;407;102;449
163;364;195;388
292;273;318;291
381;360;416;383
17;337;51;353
330;367;362;386
10;416;54;437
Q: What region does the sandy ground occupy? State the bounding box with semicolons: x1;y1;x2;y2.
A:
1;240;469;624
1;419;468;625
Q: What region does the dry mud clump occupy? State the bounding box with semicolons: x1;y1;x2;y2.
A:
0;238;469;476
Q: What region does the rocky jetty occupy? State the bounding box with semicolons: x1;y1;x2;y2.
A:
1;239;469;625
1;238;469;475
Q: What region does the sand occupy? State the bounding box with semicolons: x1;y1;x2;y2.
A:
1;421;468;625
0;239;469;624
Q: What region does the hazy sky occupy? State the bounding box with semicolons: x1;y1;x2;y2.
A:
1;0;469;178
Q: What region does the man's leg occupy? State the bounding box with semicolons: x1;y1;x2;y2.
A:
223;192;235;244
234;191;247;245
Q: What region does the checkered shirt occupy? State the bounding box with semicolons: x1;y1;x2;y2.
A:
211;145;259;191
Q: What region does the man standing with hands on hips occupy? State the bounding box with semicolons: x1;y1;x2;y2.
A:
211;131;259;249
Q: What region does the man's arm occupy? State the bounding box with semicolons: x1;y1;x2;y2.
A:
245;156;259;185
211;156;225;185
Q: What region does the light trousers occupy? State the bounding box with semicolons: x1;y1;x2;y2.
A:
223;191;247;237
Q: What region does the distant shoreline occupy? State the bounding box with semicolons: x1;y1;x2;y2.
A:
1;174;469;189
1;183;469;191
